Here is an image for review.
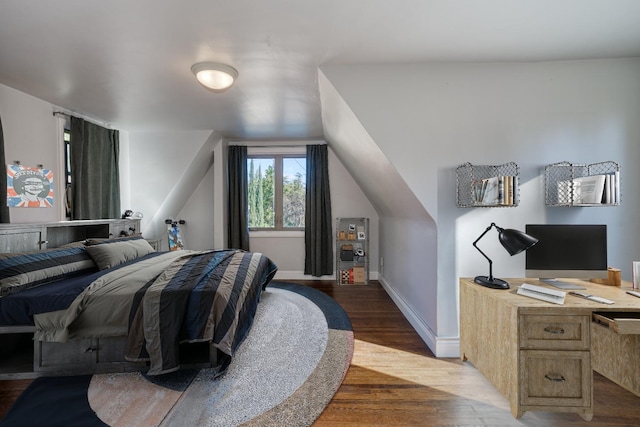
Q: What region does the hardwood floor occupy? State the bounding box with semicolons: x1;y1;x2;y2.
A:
2;280;640;425
306;280;640;426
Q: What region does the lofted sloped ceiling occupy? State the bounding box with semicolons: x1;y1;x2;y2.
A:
318;70;432;222
0;1;639;140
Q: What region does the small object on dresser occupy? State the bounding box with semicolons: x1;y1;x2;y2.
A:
626;290;640;299
517;283;566;305
589;266;622;286
568;291;614;305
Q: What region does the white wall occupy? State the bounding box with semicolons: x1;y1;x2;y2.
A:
126;130;217;249
0;84;63;223
322;58;640;356
319;71;439;352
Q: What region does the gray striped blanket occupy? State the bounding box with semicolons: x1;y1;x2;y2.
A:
124;249;277;375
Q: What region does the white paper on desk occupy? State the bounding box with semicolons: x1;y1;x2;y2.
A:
517;283;566;305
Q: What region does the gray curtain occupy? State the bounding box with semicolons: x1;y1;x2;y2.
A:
227;145;250;250
0;115;9;223
304;144;333;276
69;117;120;220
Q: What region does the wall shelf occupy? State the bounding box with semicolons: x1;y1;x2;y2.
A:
545;161;620;207
456;162;520;208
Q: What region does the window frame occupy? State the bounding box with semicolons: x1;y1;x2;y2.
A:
247;149;306;232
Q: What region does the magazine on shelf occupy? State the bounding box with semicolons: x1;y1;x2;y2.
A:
572;174;606;204
557;172;619;205
482;176;501;205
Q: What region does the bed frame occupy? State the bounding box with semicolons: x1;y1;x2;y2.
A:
0;220;218;379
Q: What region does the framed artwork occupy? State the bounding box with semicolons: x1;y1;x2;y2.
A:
7;164;54;207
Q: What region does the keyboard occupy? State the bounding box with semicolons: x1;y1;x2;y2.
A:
540;279;587;290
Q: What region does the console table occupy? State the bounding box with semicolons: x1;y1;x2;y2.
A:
460;277;640;421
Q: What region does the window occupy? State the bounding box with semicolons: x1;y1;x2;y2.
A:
248;154;306;230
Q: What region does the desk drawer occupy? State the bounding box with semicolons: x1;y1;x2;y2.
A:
593;312;640;335
520;350;591;407
520;315;589;350
591;320;640;397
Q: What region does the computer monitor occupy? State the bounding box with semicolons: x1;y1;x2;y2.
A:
525;224;608;281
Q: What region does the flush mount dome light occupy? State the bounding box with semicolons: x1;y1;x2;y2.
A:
191;62;238;93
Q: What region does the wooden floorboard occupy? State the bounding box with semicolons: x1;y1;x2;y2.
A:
2;280;640;426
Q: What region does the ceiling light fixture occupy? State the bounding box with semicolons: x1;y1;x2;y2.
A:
191;62;238;93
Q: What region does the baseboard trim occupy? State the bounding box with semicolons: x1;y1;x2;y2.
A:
274;271;379;281
378;275;460;358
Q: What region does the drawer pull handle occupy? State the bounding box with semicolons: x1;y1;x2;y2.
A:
544;326;565;334
85;346;97;353
545;374;566;382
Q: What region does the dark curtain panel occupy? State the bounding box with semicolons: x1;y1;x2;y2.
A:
304;144;333;276
69;117;120;220
0;115;9;223
227;145;250;250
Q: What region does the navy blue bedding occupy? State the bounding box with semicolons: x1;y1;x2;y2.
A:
0;252;165;326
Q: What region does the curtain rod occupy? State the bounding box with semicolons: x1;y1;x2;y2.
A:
53;111;113;129
230;142;326;148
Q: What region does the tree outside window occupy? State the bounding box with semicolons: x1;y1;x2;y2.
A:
248;155;305;230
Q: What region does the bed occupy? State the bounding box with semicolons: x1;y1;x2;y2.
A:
0;226;277;378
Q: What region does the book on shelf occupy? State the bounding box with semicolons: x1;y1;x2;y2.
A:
472;175;517;206
503;175;517;205
601;171;620;204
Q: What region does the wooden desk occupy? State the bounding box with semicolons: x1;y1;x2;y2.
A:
459;277;640;421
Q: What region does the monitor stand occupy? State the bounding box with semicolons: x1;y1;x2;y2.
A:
539;278;587;290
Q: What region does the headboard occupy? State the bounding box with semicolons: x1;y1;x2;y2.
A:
0;219;141;253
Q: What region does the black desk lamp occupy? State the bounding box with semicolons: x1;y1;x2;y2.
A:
473;222;538;289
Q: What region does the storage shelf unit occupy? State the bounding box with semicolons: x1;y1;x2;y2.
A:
456;162;520;208
336;217;369;285
545;161;620;207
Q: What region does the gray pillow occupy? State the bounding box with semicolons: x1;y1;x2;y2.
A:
84;238;156;270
